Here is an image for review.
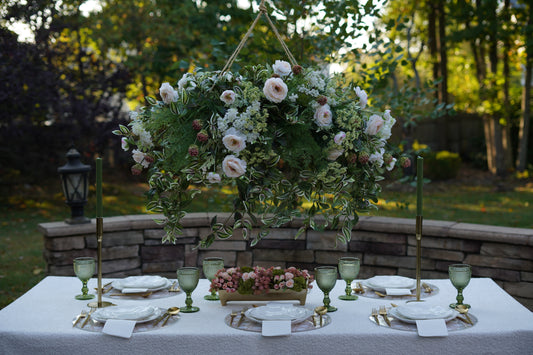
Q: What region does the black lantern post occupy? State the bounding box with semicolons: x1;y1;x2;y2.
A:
58;148;91;224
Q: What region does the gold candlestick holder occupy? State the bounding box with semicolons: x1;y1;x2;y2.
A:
87;217;114;308
415;215;423;301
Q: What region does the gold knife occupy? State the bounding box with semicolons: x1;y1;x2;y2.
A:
237;310;246;327
81;308;96;328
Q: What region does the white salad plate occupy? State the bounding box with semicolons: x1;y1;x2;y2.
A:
92;306;163;323
390;303;458;324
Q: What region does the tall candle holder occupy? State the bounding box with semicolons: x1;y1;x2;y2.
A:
87;158;113;309
415;156;424;302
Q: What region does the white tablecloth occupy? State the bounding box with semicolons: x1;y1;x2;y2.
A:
0;276;531;355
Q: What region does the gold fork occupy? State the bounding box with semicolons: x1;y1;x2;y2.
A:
371;308;380;325
379;306;391;326
72;310;87;327
229;311;238;326
169;281;180;292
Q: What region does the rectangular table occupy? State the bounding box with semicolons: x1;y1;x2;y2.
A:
0;276;532;354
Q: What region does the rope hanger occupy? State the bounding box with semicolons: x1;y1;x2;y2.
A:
218;0;299;79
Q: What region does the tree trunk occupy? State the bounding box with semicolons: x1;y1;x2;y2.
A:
428;1;438;92
436;0;448;105
501;0;513;172
517;2;533;172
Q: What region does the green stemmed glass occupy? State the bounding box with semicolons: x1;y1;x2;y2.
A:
177;267;200;313
449;264;472;309
338;257;360;301
202;257;224;301
315;266;338;312
73;257;95;300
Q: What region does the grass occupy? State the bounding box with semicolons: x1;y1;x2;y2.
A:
1;167;532;309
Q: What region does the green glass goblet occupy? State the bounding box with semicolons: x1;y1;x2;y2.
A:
73;257;95;300
338;257;360;301
449;264;472;309
202;257;224;301
315;266;338;312
177;267;200;313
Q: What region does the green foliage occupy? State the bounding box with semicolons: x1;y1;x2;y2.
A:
421;150;462;181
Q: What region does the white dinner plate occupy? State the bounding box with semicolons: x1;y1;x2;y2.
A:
389;307;458;324
112;276;171;292
92;306;163;323
362;276;416;292
396;303;454;320
245;304;313;324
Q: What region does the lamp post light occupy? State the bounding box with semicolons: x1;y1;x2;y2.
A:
58;148;91;224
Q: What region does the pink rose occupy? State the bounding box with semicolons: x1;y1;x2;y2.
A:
272;60;292;76
334;131;346;145
286;279;294;288
222;128;246;153
263;77;288;103
222;155;247;178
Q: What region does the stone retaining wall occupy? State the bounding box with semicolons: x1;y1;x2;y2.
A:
38;213;533;310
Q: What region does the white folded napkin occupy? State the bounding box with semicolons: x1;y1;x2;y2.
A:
366;275;415;289
262;320;291;337
122;288;149;294
416;319;448;337
102;319;136;339
397;303;453;320
385;288;413;296
93;306;156;321
120;276;167;289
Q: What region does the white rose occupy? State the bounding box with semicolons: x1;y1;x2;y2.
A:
222;127;246;153
222;155;247;178
327;148;344;161
378;110;396;140
220;90;236;105
355;86;367;109
177;74;196;91
369;148;385;167
263;77;288;103
159;82;178;104
365;114;384;136
272;60;292;76
314;104;333;127
334;131;346;145
386;157;397;171
207;172;221;183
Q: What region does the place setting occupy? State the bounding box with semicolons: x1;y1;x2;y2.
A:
104;275;181;300
367;264;476;336
353;275;439;300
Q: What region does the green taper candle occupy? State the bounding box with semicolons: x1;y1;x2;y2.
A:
416;156;423;216
96;157;103;218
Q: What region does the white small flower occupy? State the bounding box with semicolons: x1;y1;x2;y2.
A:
220;90;236;105
355;86;368;109
334;131;346;145
222;155;247;178
132;149;150;168
178;74;196;91
272;60;292;76
121;137;129;151
365;114;384;136
288;93;298;102
386;157;397;171
327;148;344;161
222;127;246;153
369;148;385;167
314;104;333;127
129;111;138;120
207;172;221;183
263;77;288;103
159;82;178;104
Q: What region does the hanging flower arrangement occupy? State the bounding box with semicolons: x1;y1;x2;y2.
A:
114;60;410;247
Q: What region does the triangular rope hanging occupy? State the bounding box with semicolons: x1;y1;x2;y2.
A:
218;0;298;79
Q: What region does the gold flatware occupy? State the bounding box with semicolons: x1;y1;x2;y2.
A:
390;303;398;307
455;305;473;325
371;308;380;325
375;291;386;297
237;310;246;327
357;282;365;294
72;310;87;327
94;282;113;294
379;306;391;327
81;308;96;328
169;281;180;292
109;292;153;298
456;316;470;325
314;306;327;327
422;283;433;293
229;311;237;325
161;307;180;327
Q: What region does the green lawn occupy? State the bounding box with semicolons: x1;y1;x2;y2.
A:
1;169;532;309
